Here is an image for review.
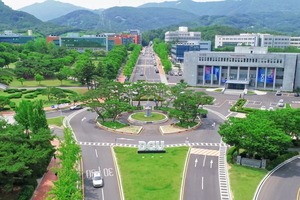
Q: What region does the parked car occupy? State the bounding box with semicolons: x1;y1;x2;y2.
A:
295;93;300;97
201;113;207;118
260;106;266;110
140;73;144;76
268;107;275;111
178;72;182;76
70;105;82;110
155;68;159;73
277;102;285;107
169;71;174;76
174;72;178;76
279;99;284;103
276;91;282;96
92;172;103;188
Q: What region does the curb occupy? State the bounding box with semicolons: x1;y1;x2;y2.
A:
252;155;300;200
110;146;125;200
180;147;191;200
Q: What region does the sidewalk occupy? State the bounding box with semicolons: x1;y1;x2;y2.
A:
32;139;60;200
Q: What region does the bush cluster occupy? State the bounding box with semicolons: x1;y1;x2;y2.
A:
123;44;142;78
226;146;237;164
7;93;22;99
0;75;13;85
57;99;71;104
266;151;299;170
230;98;257;113
4;89;26;93
9;101;16;109
62;89;77;95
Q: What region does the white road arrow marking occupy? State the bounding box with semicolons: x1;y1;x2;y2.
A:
210;160;213;168
195;158;198;167
81;117;86;122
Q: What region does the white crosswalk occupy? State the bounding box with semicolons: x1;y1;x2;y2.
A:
77;141;229;148
190;148;219;156
292;101;300;103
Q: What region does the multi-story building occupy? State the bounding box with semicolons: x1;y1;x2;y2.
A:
46;30;142;52
165;27;201;43
183;46;300;91
290;37;300;49
0;30;35;45
215;33;290;49
171;41;212;63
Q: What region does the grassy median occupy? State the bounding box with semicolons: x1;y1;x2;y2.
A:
229;164;267;200
47;116;65;127
114;146;188;200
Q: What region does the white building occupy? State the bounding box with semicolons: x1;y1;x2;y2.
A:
215;33;290;49
290;37;300;49
165;27;201;43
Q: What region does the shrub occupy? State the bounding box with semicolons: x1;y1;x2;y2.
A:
58;99;71;104
22;90;36;94
227;146;236;164
7;93;22;99
4;89;23;93
18;181;37;200
24;94;35;99
9;101;16;109
62;89;76;94
266;151;299;170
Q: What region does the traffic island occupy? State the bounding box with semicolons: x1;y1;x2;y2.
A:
128;112;168;125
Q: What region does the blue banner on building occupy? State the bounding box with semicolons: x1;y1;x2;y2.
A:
257;68;265;83
213;67;220;81
266;69;274;83
205;66;212;80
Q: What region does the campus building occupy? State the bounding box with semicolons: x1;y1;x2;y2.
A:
165;27;201;43
290;37;300;49
0;30;35;45
215;33;291;49
46;30;142;52
183;46;300;91
171;41;212;63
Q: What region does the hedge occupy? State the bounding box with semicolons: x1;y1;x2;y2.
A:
62;89;77;95
4;89;24;93
266;151;299;170
7;93;22;99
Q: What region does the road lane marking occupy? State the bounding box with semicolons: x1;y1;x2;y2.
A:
297;187;300;200
203;155;206;167
195;158;198;167
202;177;204;190
210;160;213;169
95;149;98;158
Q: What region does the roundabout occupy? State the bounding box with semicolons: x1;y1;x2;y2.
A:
128;111;168;124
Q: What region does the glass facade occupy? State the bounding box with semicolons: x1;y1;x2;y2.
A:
0;36;35;45
61;37;107;50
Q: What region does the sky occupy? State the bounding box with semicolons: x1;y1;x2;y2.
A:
2;0;223;10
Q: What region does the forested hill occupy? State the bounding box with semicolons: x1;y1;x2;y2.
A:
18;0;90;21
49;6;199;32
140;0;300;16
0;0;81;36
49;10;100;30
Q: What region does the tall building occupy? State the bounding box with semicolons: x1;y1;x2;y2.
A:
0;30;35;45
215;33;290;49
183;46;300;91
165;27;201;43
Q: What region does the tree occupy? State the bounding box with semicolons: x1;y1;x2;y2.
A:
0;96;10;111
17;77;25;86
47;128;83;200
74;59;95;89
55;72;67;86
35;74;44;85
14;100;33;135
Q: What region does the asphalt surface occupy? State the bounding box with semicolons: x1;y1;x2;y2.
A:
184;147;220;200
256;158;300;200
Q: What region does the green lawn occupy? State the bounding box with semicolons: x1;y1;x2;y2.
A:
214;89;223;92
176;121;198;129
99;121;128;129
9;78;82;87
47;116;65;127
131;112;166;121
114;147;188;200
229;164;267;200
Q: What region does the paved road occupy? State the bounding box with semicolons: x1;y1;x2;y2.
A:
184;146;220;200
256;158;300;200
82;145;120;200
